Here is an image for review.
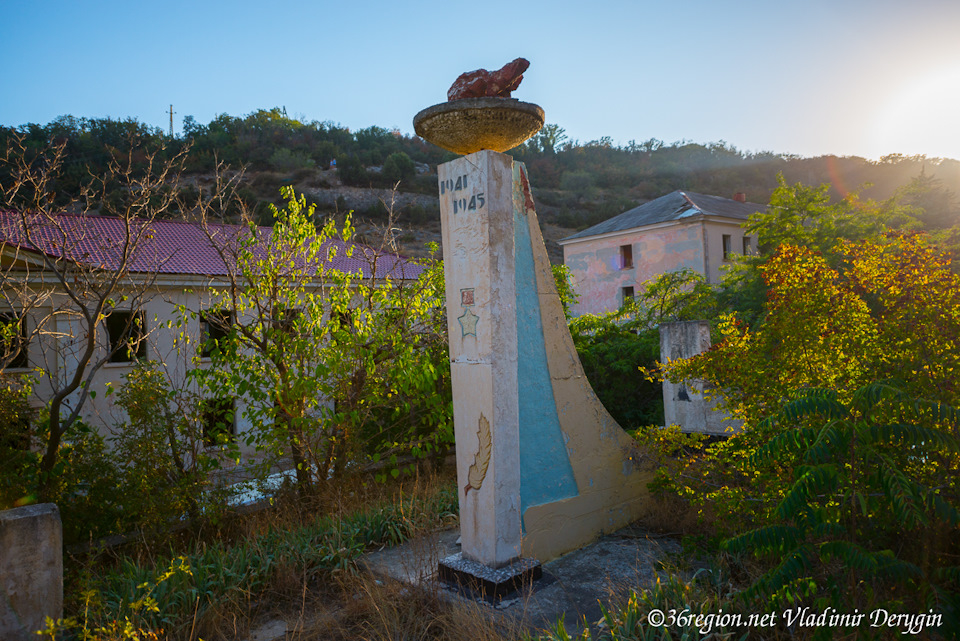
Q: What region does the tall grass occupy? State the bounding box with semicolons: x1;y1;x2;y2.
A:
49;475;458;640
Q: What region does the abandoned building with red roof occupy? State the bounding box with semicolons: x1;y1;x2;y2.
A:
0;210;425;453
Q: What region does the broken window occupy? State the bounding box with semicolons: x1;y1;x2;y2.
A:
619;244;633;269
202;398;235;446
106;310;147;363
0;313;29;369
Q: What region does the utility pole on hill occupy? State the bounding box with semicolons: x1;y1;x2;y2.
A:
168;104;176;137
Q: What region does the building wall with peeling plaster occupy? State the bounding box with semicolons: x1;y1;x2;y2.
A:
561;218;754;317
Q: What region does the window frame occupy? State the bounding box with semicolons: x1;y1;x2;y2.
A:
619;244;634;269
722;234;733;261
106;309;147;363
200;310;234;359
0;313;29;370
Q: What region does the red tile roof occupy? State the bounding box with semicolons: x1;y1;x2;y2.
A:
0;212;425;280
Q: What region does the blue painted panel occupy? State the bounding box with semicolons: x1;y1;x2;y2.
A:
513;163;579;521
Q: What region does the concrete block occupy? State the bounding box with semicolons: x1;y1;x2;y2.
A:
1;503;63;641
660;320;742;435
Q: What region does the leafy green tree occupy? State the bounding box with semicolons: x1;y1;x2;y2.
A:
0;134;191;500
189;187;451;493
382;151;415;185
725;383;960;619
551;264;578;320
658;233;960;620
110;361;220;532
336;154;368;187
568;269;715;429
525;123;567;155
559;169;597;201
268;147;315;173
0;374;35;506
746;173;919;259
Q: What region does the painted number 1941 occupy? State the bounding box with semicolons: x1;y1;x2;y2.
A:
439;174;468;195
440;173;485;214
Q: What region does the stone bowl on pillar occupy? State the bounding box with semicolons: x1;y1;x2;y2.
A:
413;98;544;155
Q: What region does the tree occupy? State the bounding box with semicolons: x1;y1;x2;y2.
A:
336;154;368;187
746;173;919;260
724;383;960;616
567;269;715;429
657;233;960;615
381;151;415;185
0;134;192;499
187;187;451;493
525;123;567;155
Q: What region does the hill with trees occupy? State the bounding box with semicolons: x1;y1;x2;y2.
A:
3;108;959;262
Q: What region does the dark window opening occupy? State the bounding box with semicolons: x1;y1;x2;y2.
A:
742;236;753;255
271;306;302;336
202;398;235;446
619;244;633;269
0;404;32;452
0;314;29;369
722;234;733;261
107;310;146;363
200;311;233;358
621;286;635;307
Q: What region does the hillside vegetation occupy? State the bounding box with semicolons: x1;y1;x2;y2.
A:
5;110;960;640
4;109;959;262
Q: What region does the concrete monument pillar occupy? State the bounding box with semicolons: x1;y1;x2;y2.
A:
414;62;650;598
439;151;522;568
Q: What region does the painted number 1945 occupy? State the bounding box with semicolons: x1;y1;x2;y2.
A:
452;193;485;214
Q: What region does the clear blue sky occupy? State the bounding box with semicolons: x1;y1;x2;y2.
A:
3;0;960;160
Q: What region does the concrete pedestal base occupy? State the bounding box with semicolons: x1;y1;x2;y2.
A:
438;553;541;601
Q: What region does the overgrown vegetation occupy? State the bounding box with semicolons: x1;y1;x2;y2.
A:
543;175;960;639
4;108;960;639
0;132;453;552
613;190;960;637
567;268;716;429
183;186;452;493
45;477;460;640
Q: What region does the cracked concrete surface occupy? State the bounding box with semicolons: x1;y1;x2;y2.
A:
361;525;680;636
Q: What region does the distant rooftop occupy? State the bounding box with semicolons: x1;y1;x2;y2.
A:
560;191;766;243
0;212;424;280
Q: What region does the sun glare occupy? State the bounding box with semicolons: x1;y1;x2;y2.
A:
872;65;960;161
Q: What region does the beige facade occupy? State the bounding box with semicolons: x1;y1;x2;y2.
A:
558;191;763;316
0;213;417;460
5;276;264;454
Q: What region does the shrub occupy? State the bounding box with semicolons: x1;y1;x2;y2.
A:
268;147;316;173
656;234;960;626
0;374;36;507
109;361;222;534
382;151;415;185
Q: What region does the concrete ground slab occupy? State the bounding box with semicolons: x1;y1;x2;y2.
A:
361;525;680;635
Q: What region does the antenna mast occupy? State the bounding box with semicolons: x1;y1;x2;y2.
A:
167;104;176;137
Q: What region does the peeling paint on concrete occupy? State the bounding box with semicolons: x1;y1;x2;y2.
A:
440;150;651;566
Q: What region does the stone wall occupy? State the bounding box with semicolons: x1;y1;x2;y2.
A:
1;504;63;641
